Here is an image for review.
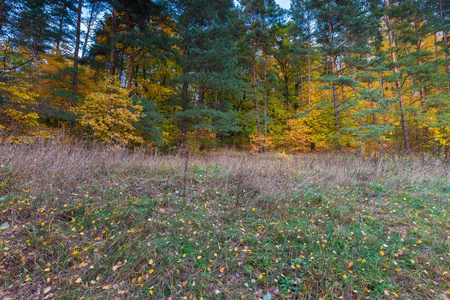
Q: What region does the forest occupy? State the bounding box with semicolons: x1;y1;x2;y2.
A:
0;0;449;155
0;1;449;298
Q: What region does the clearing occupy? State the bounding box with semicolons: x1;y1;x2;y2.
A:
0;141;449;299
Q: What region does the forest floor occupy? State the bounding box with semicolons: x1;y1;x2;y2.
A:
0;140;449;299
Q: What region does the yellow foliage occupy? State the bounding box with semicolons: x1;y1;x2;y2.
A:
77;77;143;145
4;109;39;126
249;133;273;153
429;126;450;146
283;118;313;153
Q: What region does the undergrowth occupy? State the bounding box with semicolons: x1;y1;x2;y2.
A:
0;140;449;299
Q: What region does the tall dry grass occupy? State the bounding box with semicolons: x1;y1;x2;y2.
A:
1;138;448;299
1;138;448;201
0;138;447;230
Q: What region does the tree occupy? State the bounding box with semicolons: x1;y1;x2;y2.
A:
239;0;283;151
77;77;143;144
165;0;242;147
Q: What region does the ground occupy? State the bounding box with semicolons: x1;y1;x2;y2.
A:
0;141;449;299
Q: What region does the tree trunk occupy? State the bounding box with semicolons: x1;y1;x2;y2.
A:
117;51;124;82
404;45;415;104
252;41;260;138
307;56;311;109
434;33;442;93
324;59;328;101
71;0;83;132
286;76;291;107
300;60;304;106
332;58;339;133
386;8;411;154
126;13;135;89
82;1;98;58
126;47;135;89
181;43;189;146
441;0;449;73
329;23;340;150
307;15;311;109
263;54;268;152
414;21;425;102
440;0;450;92
213;88;218;150
0;0;6;34
109;3;117;76
56;14;64;53
368;82;376;125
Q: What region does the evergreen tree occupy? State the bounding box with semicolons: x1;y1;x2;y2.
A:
166;0;241;147
239;0;284;151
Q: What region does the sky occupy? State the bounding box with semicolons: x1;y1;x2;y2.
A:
275;0;291;9
234;0;291;10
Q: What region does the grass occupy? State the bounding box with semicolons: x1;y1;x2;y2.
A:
0;140;449;299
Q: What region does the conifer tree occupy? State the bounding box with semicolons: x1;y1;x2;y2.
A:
166;0;241;147
239;0;283;151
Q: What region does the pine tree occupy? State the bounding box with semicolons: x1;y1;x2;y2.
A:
166;0;241;147
239;0;283;151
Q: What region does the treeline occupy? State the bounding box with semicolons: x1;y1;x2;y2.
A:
0;0;449;155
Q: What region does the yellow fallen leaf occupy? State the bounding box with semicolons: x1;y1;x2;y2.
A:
380;251;384;256
102;285;109;290
44;268;50;272
75;278;82;283
219;267;225;273
149;269;154;274
148;259;153;265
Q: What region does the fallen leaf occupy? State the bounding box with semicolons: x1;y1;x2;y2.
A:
113;262;123;271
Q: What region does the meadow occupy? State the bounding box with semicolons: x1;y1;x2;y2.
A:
0;140;449;299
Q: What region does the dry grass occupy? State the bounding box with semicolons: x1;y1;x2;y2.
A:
0;139;449;299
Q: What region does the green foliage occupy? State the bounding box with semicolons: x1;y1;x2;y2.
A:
0;0;449;155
